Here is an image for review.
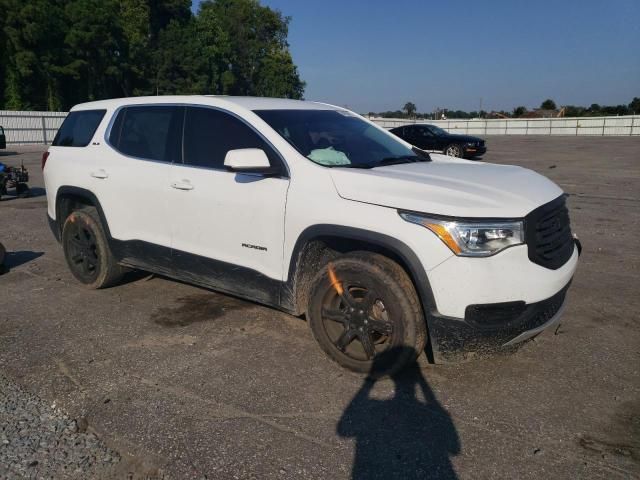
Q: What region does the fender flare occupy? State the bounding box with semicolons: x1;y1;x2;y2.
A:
53;186;112;240
285;224;439;341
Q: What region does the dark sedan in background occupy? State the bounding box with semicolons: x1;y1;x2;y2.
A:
390;124;486;159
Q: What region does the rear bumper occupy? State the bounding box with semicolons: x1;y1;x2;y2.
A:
48;214;61;242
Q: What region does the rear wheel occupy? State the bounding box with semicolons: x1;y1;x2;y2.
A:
307;252;427;376
444;143;463;157
62;207;124;289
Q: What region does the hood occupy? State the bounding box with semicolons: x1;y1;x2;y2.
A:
329;155;563;218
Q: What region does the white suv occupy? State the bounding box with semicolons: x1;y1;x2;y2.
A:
43;96;580;375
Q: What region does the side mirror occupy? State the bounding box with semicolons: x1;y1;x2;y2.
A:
224;148;273;173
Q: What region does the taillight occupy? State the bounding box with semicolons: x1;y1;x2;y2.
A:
41;151;50;170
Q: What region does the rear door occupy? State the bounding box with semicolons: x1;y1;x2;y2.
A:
401;125;420;147
167;106;289;303
96;105;183;267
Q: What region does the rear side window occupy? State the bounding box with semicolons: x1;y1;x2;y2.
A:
109;106;183;162
183;107;279;170
52;110;106;147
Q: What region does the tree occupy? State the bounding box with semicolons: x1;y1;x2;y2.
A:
196;0;304;98
0;0;305;110
563;105;584;117
628;97;640;114
403;102;417;118
513;106;527;117
540;99;556;110
153;19;207;95
0;3;6;108
118;0;152;97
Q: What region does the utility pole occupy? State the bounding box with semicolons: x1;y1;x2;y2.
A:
479;98;483;118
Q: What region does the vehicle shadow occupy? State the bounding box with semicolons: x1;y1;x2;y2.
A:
0;187;46;200
1;250;44;271
337;347;460;480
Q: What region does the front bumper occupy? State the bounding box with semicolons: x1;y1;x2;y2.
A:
429;281;570;362
425;237;580;362
463;145;486;157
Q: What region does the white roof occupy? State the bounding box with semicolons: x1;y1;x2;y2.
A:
72;95;341;112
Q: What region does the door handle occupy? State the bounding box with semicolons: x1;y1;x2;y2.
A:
90;169;108;179
171;180;194;191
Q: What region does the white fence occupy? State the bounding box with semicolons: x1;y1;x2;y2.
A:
0;110;67;144
1;110;639;144
370;115;640;136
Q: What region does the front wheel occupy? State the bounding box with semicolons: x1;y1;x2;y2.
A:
307;252;427;376
444;144;463;157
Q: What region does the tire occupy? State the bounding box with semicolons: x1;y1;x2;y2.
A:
61;207;124;289
307;252;427;376
16;183;30;198
444;143;463;158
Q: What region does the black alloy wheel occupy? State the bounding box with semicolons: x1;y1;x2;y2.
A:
65;220;100;283
61;207;124;289
307;252;427;376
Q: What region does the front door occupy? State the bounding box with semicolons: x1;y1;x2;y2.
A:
168;106;289;304
415;126;438;150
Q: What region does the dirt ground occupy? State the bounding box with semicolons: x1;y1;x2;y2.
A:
1;136;639;479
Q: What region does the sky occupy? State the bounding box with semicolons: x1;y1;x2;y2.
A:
192;0;640;113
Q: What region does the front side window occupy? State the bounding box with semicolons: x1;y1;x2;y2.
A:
417;126;434;137
183;107;278;170
255;109;423;168
52;110;106;147
427;125;448;136
109;106;183;162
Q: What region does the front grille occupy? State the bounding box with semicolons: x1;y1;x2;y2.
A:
525;195;574;269
479;140;485;147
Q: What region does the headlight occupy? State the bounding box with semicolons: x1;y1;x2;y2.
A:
466;142;478;147
399;212;524;257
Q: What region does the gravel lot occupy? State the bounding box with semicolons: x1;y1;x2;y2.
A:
1;136;639;479
0;373;120;479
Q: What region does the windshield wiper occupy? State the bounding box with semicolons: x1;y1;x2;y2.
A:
374;155;422;167
330;163;374;169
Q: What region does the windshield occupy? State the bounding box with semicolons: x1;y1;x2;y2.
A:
254;109;425;168
428;125;448;136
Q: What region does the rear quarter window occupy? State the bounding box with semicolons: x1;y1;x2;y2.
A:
52;110;106;147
